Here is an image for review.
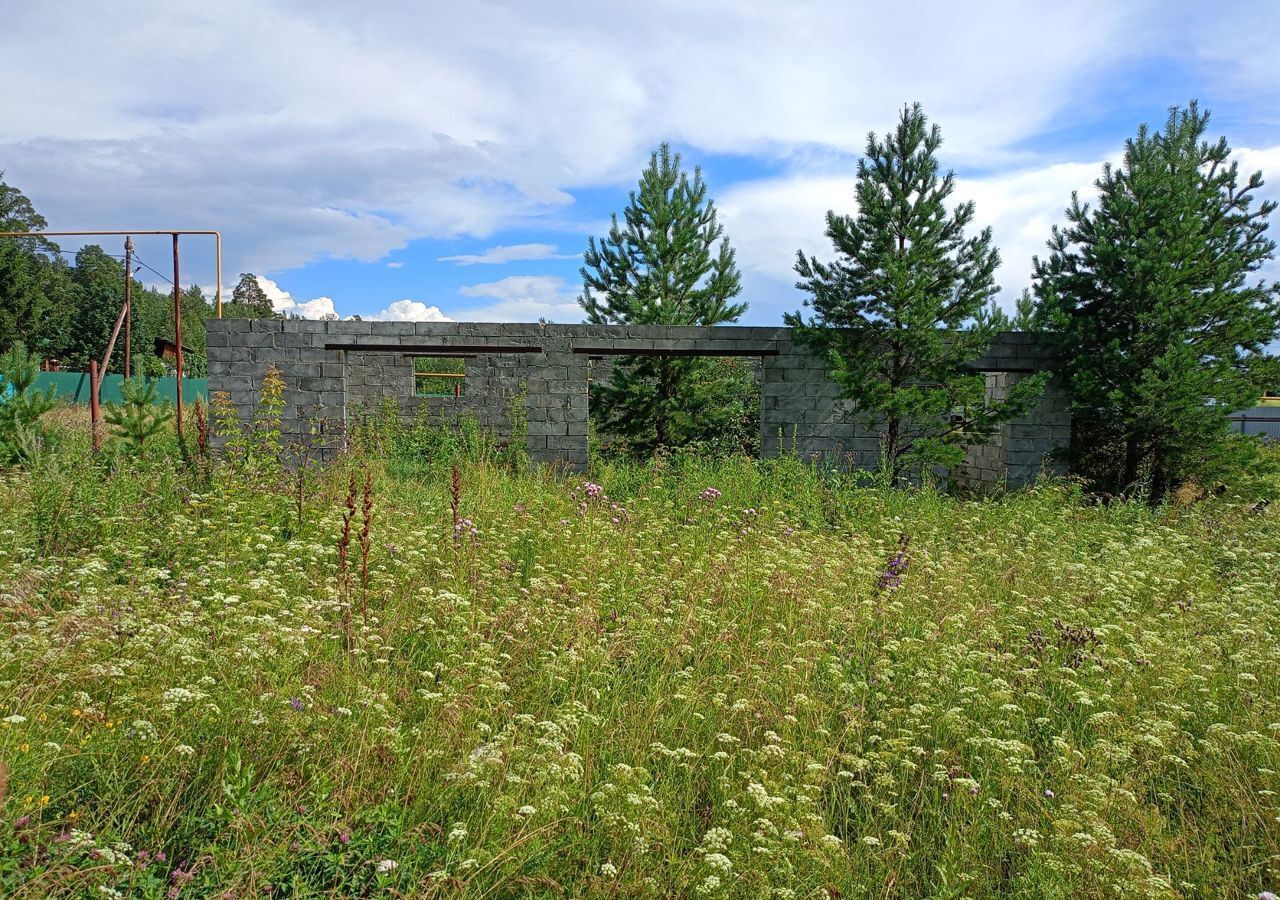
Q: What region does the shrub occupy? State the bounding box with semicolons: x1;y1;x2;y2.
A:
103;377;174;459
0;342;59;466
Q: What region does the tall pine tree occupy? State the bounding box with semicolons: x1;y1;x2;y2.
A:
787;103;1045;484
227;272;275;318
1034;102;1280;501
580;143;744;453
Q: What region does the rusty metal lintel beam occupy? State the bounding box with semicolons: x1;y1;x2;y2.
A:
327;343;543;354
572;346;779;357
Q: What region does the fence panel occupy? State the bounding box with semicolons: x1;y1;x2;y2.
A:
1228;408;1280;440
32;372;207;405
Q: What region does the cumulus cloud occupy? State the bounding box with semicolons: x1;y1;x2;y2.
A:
438;243;574;265
369;300;452;322
256;276;339;319
458;275;583;322
3;0;1277;317
0;0;1222;284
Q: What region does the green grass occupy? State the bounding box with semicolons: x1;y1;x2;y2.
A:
0;419;1278;897
414;356;467;397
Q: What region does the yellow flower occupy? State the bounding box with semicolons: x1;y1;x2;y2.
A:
21;742;30;753
39;796;49;807
142;755;151;764
68;811;79;822
38;712;47;722
72;709;83;718
105;720;114;729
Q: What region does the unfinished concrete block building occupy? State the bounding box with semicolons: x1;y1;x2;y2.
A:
206;319;1069;488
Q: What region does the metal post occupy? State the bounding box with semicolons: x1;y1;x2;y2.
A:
124;237;133;378
173;233;184;441
89;359;101;453
215;233;222;318
99;298;129;381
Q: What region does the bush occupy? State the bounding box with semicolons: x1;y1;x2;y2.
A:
0;342;59;466
103;377;174;459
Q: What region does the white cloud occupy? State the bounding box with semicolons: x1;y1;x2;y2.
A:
2;0;1276;314
0;0;1190;286
458;275;583;322
369;300;452;322
386;261;404;269
958;161;1109;302
439;243;574;265
717;158;1106;317
256;275;339;319
721;139;1280;323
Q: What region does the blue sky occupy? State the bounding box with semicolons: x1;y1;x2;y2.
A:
3;0;1278;325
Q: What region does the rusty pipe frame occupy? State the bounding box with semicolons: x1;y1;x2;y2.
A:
0;229;223;316
173;234;184;441
88;359;102;453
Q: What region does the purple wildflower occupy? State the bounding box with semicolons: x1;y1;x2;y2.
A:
168;865;195;899
876;533;911;591
699;487;722;503
289;697;304;712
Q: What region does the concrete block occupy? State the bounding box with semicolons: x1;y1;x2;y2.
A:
527;420;568;436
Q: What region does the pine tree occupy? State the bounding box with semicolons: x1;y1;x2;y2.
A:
228;273;274;318
0;342;59;465
103;377;174;458
579;143;744;452
787;104;1045;484
977;289;1038;331
1034;102;1280;501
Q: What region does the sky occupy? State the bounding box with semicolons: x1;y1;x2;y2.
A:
2;0;1279;325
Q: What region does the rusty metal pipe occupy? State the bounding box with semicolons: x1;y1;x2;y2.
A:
173;233;184;441
124;237;133;378
100;297;129;378
88;359;101;453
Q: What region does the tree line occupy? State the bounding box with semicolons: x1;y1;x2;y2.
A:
0;183;277;376
4;100;1278;501
579;101;1280;502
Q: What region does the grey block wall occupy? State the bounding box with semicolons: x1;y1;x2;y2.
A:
207;319;1068;487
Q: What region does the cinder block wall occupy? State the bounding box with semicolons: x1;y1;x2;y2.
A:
207;319;1067;486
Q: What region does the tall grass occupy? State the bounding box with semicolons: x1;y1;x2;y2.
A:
0;412;1278;897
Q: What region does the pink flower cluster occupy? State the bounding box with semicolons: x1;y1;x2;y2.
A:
699;487;722;503
578;481;610;515
454;517;478;538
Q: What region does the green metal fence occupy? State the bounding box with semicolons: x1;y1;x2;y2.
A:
32;372;207;405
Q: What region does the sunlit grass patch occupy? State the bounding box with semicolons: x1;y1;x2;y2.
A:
1;431;1278;897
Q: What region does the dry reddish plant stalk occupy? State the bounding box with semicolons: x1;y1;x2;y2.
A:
359;467;374;623
338;471;358;653
193;396;210;458
450;463;462;546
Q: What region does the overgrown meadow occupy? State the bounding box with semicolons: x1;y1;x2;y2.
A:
1;405;1279;898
